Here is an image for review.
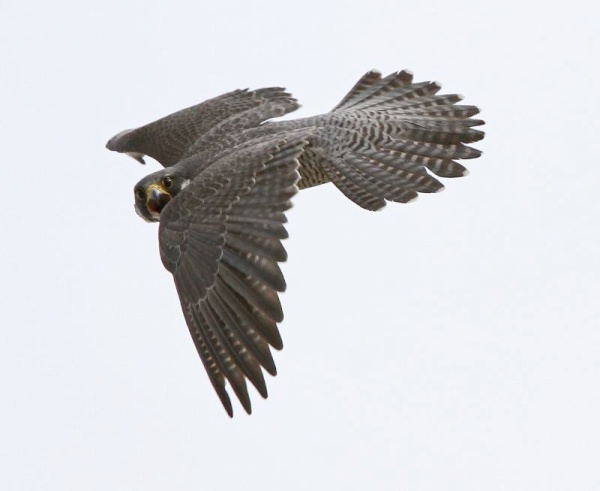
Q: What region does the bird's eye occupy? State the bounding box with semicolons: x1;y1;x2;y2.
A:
162;176;174;189
135;188;145;201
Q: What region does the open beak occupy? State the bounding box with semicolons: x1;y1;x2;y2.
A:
146;183;172;216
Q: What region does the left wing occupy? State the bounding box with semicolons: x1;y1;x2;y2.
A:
158;132;311;416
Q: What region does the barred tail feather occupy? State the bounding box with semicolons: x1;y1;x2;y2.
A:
313;70;484;210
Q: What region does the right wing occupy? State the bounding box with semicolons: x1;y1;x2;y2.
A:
106;87;300;166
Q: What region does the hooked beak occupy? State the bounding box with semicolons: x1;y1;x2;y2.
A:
146;183;172;217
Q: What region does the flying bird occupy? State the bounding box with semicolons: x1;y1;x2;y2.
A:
106;69;484;416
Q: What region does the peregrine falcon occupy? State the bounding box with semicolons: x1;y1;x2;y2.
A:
106;70;484;416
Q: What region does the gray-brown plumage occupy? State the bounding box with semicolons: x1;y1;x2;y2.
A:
106;70;484;416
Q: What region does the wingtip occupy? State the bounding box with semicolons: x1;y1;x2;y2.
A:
216;388;234;417
106;128;133;151
242;399;252;415
257;383;269;400
223;401;234;418
106;129;147;164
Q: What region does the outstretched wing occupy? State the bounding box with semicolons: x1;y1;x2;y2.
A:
106;88;300;166
158;132;311;416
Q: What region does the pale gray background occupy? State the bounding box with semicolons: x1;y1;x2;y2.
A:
1;1;598;489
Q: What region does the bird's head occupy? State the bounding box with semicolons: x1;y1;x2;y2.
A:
133;169;190;222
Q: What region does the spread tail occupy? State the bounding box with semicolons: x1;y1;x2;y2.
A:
308;69;484;210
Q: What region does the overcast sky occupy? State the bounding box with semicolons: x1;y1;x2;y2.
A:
1;1;598;490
